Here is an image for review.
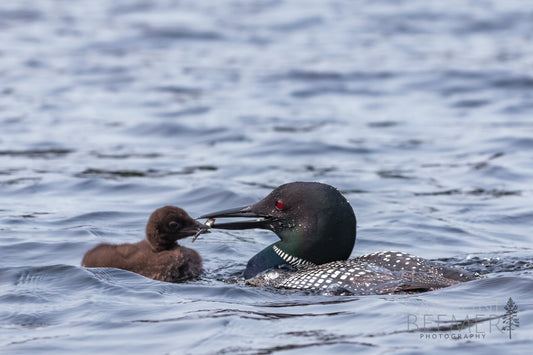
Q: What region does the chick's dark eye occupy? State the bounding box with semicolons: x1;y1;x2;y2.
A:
168;221;180;230
275;199;284;210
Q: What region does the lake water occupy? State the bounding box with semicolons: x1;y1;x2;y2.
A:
1;0;532;354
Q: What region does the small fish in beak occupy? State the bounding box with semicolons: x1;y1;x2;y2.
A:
192;218;216;242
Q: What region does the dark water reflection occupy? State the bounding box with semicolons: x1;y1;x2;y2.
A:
1;0;532;353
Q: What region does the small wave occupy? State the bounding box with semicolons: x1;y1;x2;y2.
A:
142;26;222;41
0;9;41;23
74;166;217;179
280;70;395;82
415;188;520;197
443;252;533;276
292;87;384;98
0;149;73;159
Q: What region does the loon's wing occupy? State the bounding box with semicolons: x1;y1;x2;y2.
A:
357;251;476;282
249;252;475;295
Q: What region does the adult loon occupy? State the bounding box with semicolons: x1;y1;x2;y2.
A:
199;182;475;294
82;206;208;282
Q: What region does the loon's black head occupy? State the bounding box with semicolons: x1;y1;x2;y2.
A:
199;182;356;279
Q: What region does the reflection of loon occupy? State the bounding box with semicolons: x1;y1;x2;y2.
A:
82;206;208;282
199;182;475;294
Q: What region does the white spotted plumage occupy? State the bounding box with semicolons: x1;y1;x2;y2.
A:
250;250;475;295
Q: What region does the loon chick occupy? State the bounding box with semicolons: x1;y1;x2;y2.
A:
82;206;208;282
199;182;475;294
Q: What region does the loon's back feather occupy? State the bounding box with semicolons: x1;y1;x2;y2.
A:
247;251;475;295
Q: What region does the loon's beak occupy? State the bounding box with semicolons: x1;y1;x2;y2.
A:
179;220;210;239
198;205;272;230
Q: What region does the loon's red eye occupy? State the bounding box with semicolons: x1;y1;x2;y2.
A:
275;200;284;210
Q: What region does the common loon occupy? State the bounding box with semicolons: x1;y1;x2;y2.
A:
82;206;208;282
199;182;475;294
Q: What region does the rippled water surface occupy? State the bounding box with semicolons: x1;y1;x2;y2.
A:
1;0;532;354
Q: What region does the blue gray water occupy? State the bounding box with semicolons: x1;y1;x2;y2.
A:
1;0;532;353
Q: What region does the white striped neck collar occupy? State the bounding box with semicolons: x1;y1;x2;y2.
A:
273;245;316;269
